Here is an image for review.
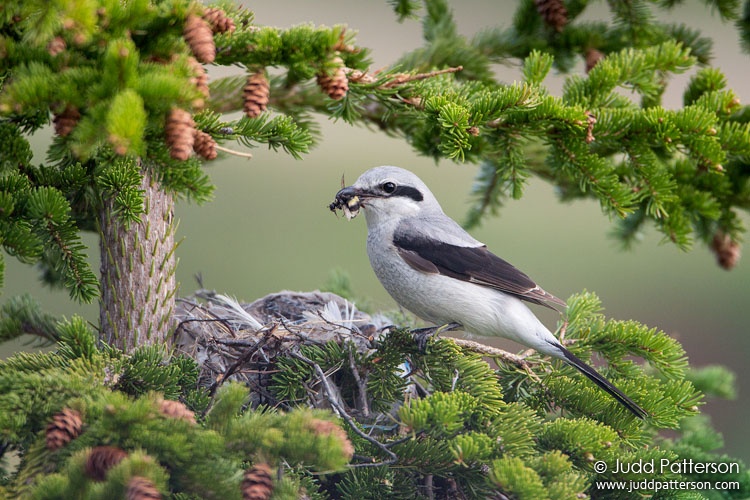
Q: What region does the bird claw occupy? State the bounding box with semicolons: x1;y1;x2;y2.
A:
411;322;461;352
557;318;569;341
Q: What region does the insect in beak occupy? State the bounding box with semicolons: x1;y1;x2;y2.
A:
329;180;362;220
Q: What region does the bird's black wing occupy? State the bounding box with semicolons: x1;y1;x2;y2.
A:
393;231;566;310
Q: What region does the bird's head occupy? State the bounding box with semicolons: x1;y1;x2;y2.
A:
330;166;442;227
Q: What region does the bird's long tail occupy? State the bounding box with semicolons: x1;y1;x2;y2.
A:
551;342;647;419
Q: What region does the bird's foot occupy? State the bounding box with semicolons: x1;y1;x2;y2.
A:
411;322;461;352
557;318;569;341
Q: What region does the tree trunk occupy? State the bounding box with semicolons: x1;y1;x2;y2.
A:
98;167;178;352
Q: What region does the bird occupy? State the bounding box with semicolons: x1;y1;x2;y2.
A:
330;165;647;419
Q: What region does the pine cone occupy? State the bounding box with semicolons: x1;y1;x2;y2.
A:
711;231;741;270
241;463;274;500
46;408;83;450
316;57;348;100
53;105;81;137
126;476;162;500
158;398;197;424
243;71;270;118
535;0;568;32
184;14;215;64
585;48;605;73
308;419;354;461
203;7;236;34
47;36;66;56
193;130;218;160
165;108;195;161
186;56;210;99
84;446;128;482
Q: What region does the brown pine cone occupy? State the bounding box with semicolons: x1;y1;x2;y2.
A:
186;56;210;99
307;419;354;461
316;57;348;100
535;0;568;32
241;463;274;500
53;105;81;137
243;71;270;118
126;476;162;500
165;108;195;161
585;48;605;73
47;36;66;56
203;7;236;34
158;398;197;424
711;231;741;270
184;14;215;64
193;130;218;160
46;408;83;450
84;446;128;481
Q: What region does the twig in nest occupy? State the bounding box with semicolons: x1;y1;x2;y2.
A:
278;317;327;346
175;297;235;337
209;338;261;348
290;351;398;468
208;325;276;397
450;338;541;384
309;310;371;341
174;317;235;341
347;345;370;417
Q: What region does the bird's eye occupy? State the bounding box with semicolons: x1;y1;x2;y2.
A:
381;182;396;194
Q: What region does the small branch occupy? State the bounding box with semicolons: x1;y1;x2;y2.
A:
382;66;463;88
207;326;275;397
425;473;434;500
347;345;370;417
214;144;253;159
174;316;234;338
290;351;399;468
278;317;328;346
450;338;526;365
313;309;371;338
208;337;262;348
346;65;463;88
450;338;542;383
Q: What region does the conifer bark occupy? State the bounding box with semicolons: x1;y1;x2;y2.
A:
98;167;177;352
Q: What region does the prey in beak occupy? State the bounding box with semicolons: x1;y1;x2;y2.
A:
329;186;364;220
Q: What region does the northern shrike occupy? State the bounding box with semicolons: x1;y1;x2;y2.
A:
330;166;646;419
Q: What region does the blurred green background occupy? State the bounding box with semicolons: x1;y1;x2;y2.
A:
3;1;749;461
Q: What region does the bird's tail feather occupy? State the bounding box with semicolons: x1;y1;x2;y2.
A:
554;343;647;419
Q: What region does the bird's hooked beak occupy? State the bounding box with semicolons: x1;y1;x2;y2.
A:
329;185;368;220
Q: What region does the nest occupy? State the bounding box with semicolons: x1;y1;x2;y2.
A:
173;289;391;407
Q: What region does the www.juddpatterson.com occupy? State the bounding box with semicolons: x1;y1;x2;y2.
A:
594;458;739;475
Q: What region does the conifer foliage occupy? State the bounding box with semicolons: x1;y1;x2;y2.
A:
0;293;747;498
0;320;355;498
0;0;747;340
1;0;750;498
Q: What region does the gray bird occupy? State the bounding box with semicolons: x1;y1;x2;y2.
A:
330;165;646;419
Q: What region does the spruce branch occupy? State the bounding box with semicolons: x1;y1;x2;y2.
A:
289;350;399;468
0;294;61;344
0;287;744;497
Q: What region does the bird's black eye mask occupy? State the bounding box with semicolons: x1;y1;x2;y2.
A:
388;185;423;202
